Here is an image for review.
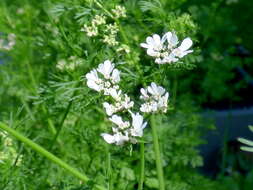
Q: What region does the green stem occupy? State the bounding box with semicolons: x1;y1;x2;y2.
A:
49;99;73;149
93;0;114;18
138;142;145;190
0;122;106;190
106;147;113;190
172;73;178;107
150;115;165;190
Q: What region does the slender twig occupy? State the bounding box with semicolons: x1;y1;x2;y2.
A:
138;142;145;190
150;115;165;190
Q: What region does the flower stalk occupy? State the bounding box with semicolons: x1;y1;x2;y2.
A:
138;142;145;190
150;115;165;190
0;122;106;190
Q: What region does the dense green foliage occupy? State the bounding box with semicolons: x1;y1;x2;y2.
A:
1;0;253;190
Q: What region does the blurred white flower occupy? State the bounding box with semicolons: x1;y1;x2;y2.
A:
140;34;166;57
112;5;127;18
97;60;115;79
101;132;129;145
140;82;169;113
110;115;130;129
130;113;147;137
140;32;193;64
0;33;16;51
81;24;98;37
86;69;103;92
171;38;193;58
102;34;119;46
92;15;106;25
103;102;116;116
107;88;122;101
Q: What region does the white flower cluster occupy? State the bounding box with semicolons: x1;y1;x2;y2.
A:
81;14;106;37
140;32;193;64
56;56;83;71
80;6;130;52
112;5;127;18
101;112;147;145
140;82;169;113
0;33;16;51
0;131;22;166
86;60;147;145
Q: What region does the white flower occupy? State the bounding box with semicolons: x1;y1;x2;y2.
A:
103;102;116;116
97;60;115;79
108;88;122;101
141;32;193;64
121;94;134;109
86;69;103;92
147;82;166;99
92;15;106;25
111;69;120;84
81;24;98;37
140;82;169;113
105;23;119;35
112;5;127;18
166;32;179;49
0;33;16;51
101;132;129;145
140;88;149;100
110;115;130;129
140;34;166;57
172;37;193;58
130;113;147;137
103;34;119;46
101;133;116;144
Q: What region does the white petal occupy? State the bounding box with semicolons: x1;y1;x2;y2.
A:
104;60;114;77
108;88;121;101
170;33;178;46
147;49;159;57
140;43;150;49
111;69;120;83
85;70;98;81
110;115;123;126
179;38;193;51
87;80;101;91
162;32;172;43
103;102;114;116
152;34;161;46
101;133;115;144
157;86;165;95
146;36;154;45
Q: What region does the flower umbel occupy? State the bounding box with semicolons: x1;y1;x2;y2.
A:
140;31;193;64
140;82;169;113
101;112;147;145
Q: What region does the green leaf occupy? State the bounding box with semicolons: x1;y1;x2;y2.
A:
240;146;253;152
238;137;253;147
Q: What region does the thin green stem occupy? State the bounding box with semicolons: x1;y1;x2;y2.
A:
150;115;165;190
138;142;145;190
49;99;73;149
172;73;178;107
106;146;113;190
0;122;106;190
93;0;114;18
